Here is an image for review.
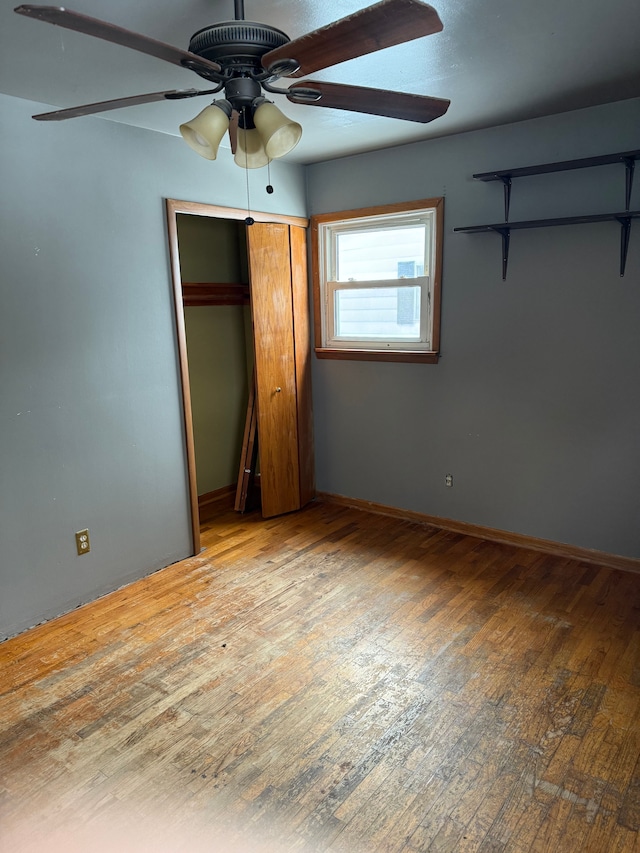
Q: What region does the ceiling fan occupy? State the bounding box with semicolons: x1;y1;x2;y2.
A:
14;0;450;167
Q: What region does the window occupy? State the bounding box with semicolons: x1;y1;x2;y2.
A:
311;198;443;363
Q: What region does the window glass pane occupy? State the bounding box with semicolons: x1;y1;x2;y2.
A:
335;286;421;340
336;226;426;282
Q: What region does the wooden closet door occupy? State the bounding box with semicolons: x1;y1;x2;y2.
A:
247;222;301;517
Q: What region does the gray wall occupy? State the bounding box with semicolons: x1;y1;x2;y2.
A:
0;92;306;639
306;98;640;559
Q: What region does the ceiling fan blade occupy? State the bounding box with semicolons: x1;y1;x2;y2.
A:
287;80;450;123
262;0;443;78
14;5;222;78
31;89;217;121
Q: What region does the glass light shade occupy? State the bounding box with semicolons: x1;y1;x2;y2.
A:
253;101;302;159
179;103;230;160
234;128;270;169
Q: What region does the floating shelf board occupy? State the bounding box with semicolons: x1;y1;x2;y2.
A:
454;211;640;233
473;150;640;182
454;211;640;280
474;150;639;221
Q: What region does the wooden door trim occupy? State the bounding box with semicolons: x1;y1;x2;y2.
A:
165;198;309;556
290;224;315;505
166;200;200;555
167;199;308;228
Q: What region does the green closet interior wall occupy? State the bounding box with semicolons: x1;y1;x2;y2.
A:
177;214;253;497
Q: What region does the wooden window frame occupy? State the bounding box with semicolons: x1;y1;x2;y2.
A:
311;197;444;364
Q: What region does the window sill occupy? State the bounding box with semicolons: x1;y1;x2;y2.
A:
314;348;440;364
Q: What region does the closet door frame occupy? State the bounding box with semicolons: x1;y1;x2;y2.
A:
165;199;309;555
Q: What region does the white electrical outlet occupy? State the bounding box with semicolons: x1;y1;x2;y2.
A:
445;474;453;487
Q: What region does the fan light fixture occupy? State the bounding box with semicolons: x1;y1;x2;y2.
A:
179;100;232;160
183;96;302;168
252;99;302;160
234;126;269;169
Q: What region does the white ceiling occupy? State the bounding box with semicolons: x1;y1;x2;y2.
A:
1;0;640;164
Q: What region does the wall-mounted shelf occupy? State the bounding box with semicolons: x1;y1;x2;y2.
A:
454;150;640;279
455;211;640;280
473;150;639;221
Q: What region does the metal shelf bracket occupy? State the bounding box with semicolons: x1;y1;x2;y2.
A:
492;226;511;280
624;157;635;212
500;176;512;221
616;215;633;277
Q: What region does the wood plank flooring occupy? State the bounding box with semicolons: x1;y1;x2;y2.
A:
1;499;639;852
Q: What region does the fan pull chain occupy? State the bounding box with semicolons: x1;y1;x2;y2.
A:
245;165;254;225
242;110;254;225
266;160;274;195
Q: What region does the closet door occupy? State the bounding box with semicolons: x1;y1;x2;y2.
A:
247;222;312;518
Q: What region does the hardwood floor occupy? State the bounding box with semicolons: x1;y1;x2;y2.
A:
1;499;639;852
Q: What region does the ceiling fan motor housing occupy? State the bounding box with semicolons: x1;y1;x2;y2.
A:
188;21;290;75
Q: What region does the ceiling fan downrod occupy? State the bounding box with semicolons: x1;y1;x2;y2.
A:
234;0;245;21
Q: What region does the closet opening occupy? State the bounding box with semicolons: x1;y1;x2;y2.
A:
165;199;314;555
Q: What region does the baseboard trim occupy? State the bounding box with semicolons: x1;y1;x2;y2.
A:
315;492;640;575
198;485;236;509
